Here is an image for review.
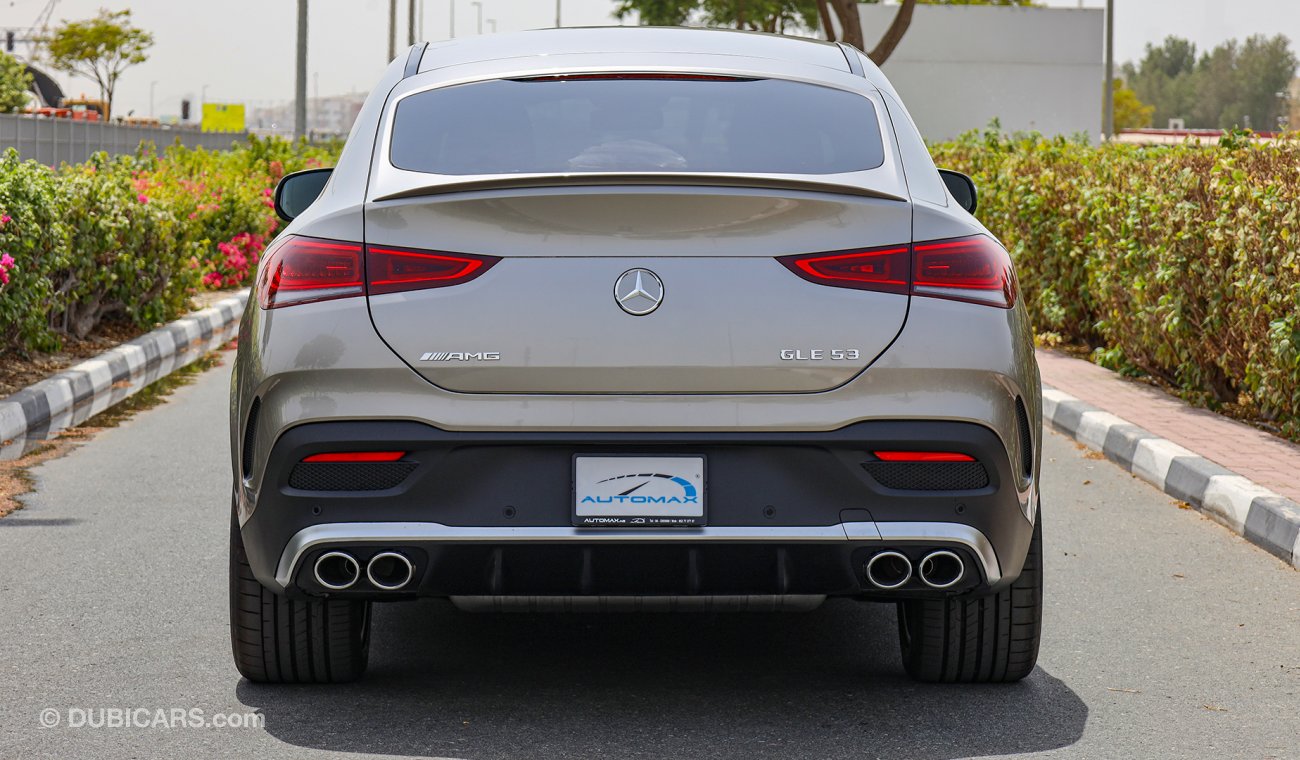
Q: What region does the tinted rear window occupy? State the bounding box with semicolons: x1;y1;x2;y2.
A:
389;77;885;176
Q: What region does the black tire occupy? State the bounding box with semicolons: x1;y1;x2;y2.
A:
229;502;371;683
897;514;1043;683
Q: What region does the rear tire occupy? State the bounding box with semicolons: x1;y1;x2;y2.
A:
229;498;371;683
897;513;1043;683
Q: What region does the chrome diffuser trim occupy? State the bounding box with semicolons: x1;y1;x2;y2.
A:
274;520;1001;591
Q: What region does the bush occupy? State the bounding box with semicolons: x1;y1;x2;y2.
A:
931;129;1300;438
0;137;337;356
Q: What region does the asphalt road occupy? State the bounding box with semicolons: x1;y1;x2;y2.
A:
1;353;1297;759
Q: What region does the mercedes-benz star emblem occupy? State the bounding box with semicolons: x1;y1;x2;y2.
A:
613;268;664;316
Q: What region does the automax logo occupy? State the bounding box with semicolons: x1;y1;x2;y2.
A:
579;473;699;506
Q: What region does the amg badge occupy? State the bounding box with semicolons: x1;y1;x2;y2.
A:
418;351;502;362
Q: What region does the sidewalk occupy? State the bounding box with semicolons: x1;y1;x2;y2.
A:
1037;350;1300;504
1037;348;1300;568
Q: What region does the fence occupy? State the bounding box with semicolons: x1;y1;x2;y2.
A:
0;113;248;165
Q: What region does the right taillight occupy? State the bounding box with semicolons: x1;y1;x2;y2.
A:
778;234;1017;309
366;244;499;295
912;235;1017;309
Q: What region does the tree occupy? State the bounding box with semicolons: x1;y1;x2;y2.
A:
1111;78;1153;131
0;50;34;113
1124;34;1298;130
1120;36;1198;128
616;0;1035;65
43;9;154;119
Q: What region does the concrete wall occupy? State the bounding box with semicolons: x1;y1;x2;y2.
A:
858;5;1104;142
0;114;248;165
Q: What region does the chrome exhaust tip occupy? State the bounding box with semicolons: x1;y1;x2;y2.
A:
865;551;913;589
918;550;965;589
313;551;360;590
366;551;415;591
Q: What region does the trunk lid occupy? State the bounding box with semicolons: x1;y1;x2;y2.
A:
364;186;911;394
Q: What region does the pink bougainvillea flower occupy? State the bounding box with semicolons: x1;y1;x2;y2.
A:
1;214;11;224
1;253;14;268
137;194;149;204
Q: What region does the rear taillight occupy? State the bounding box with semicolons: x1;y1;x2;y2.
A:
777;245;909;294
778;235;1017;308
912;236;1017;308
366;245;499;295
256;236;364;309
255;236;499;308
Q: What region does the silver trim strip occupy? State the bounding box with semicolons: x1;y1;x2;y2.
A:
273;520;1001;590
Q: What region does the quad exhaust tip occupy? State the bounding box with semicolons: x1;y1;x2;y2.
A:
865;551;913;589
366;551;415;591
918;550;965;589
313;551;360;590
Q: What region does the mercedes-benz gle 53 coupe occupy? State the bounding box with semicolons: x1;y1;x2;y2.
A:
230;27;1043;684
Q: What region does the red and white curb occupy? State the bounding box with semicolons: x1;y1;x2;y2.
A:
1042;386;1300;569
0;291;249;460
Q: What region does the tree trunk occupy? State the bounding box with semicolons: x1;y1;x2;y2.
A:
866;0;917;66
816;0;836;42
828;0;863;50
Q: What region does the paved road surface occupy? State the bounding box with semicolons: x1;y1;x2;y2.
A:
2;355;1297;759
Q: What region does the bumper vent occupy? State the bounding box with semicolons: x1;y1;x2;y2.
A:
1016;396;1033;478
288;462;417;492
241;398;260;479
861;462;990;491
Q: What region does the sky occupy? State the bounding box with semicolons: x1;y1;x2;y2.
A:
2;0;1298;118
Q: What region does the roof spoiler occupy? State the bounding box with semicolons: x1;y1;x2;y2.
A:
371;173;908;203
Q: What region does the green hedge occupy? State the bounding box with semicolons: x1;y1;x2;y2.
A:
931;129;1300;438
0;137;336;355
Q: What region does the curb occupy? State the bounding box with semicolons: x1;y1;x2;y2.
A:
1042;386;1300;570
0;291;248;460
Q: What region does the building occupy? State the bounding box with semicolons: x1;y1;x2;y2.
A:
249;92;367;138
858;4;1105;142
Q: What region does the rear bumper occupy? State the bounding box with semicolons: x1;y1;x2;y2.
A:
239;419;1036;598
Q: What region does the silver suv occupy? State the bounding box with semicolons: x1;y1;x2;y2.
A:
229;27;1042;685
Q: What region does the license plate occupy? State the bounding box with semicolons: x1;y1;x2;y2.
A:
573;455;705;527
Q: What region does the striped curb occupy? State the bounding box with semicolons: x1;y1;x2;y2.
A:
1042;386;1300;570
0;291;249;461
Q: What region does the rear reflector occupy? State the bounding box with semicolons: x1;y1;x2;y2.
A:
256;236;364;309
367;245;499;295
777;235;1017;308
873;451;975;462
302;451;407;463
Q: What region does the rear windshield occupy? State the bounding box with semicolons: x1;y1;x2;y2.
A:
389;76;886;176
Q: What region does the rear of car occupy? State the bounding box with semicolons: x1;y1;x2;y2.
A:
229;29;1042;686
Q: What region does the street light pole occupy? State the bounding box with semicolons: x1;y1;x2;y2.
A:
471;1;482;35
388;0;397;61
408;0;416;45
149;80;157;118
295;0;308;139
486;18;496;33
556;0;561;28
449;0;455;38
1102;0;1114;140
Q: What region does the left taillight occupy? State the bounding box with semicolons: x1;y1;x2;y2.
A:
256;236;364;309
256;236;500;309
